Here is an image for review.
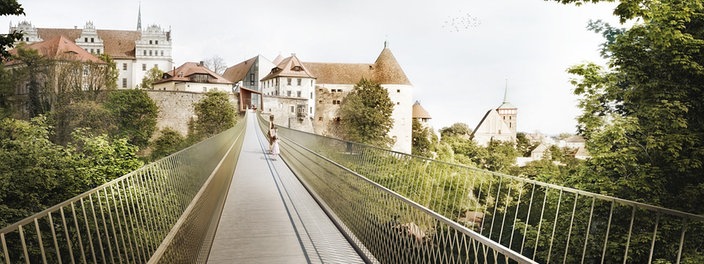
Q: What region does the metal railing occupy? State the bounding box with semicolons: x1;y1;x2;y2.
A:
0;118;245;264
259;114;537;263
266;115;704;264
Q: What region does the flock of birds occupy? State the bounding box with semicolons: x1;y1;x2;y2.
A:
442;12;481;32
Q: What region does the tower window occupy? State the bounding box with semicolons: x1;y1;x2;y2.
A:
122;63;127;70
142;64;147;71
122;78;127;88
91;37;94;43
144;50;147;56
84;38;88;42
155;40;159;45
149;40;153;44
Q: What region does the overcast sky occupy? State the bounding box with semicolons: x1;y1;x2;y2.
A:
1;0;624;135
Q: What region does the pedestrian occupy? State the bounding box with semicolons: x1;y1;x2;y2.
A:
271;135;280;156
268;115;276;153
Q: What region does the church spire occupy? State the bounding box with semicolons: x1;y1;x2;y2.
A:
137;3;142;31
502;79;509;103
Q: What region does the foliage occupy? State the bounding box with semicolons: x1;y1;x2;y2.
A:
566;2;704;213
139;65;164;89
337;78;395;147
104;89;158;148
150;127;186;160
439;122;472;139
516;132;538;157
11;45;51;117
49;100;115;145
0;63;14;118
98;53;118;90
0;116;142;227
189;91;236;140
0;0;24;61
411;118;436;157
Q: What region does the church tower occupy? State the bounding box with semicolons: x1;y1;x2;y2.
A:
496;80;517;135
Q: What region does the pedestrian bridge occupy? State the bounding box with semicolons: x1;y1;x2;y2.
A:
1;111;702;263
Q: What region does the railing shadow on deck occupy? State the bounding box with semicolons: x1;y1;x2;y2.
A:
259;113;704;264
0;115;246;264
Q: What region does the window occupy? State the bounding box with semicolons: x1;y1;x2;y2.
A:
122;78;127;88
91;37;94;43
97;49;101;54
149;50;152;56
318;117;323;121
149;40;153;44
84;37;88;42
310;107;312;114
397;89;400;93
297;78;301;86
310;92;313;99
154;64;158;70
290;106;295;113
287;78;292;85
250;73;255;86
143;50;147;56
311;80;313;86
287;91;291;97
122;63;127;70
160;50;164;56
297;91;301;97
142;64;147;71
155;40;158;45
90;49;94;53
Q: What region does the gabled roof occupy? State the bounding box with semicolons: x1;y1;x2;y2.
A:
35;28;141;59
222;56;258;82
155;62;233;84
412;101;432;119
304;62;373;84
261;54;315;81
7;36;104;65
272;54;284;65
471;109;513;137
303;46;411;85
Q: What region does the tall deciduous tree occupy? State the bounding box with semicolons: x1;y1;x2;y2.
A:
0;0;24;61
338;78;394;147
411;118;436;157
204;55;226;75
561;0;704;213
104;89;158;148
139;66;163;89
12;46;50;118
190;91;236;140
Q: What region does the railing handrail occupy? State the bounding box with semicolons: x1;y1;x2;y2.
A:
279;128;538;264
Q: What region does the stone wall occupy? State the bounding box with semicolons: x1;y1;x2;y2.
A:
146;90;239;137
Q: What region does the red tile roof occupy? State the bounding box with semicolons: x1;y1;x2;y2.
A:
35;28;141;59
155;62;233;84
7;35;104;65
222;56;257;82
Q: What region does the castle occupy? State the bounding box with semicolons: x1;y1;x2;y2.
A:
471;85;518;146
224;43;414;153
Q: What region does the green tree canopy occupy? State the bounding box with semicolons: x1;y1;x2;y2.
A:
337;78;395;147
104;89;158;148
0;0;24;61
150;127;186;160
140;66;164;89
565;0;704;213
190;91;236;140
439;123;472;139
411;118;437;157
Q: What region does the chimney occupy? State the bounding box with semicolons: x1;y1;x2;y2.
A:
199;61;204;66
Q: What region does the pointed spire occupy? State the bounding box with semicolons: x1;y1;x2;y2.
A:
503;79;508;103
137;2;142;31
497;79;516;109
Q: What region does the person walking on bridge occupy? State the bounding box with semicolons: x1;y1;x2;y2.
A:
267;115;277;153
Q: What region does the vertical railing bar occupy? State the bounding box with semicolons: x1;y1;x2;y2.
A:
676;220;687;264
98;189;118;264
647;213;660;264
59;207;76;264
508;182;524;250
478;177;492;237
80;198;97;264
59;207;76;263
521;183;536;255
488;177;503;240
533;186;549;261
498;184;512;243
124;176;146;262
89;193;107;264
134;172;156;254
116;180;138;262
601;201;615;264
455;165;472;222
546;189;563;264
18;225;29;264
622;206;636;264
1;233;10;264
148;167;169;246
580;197;596;264
47;212;62;264
70;202;88;264
108;184;127;263
563;192;579;264
33;218;47;264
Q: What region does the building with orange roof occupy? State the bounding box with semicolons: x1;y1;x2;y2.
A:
9;18;173;90
153;61;233;93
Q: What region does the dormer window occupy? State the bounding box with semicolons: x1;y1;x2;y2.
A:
292;66;302;71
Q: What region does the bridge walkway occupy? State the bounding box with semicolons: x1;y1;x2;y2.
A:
207;112;364;263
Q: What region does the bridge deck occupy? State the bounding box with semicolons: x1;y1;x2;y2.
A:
207;113;364;263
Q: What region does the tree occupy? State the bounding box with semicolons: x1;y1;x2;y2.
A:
204;55;226;75
564;1;704;214
337;78;395;146
104;89;158;148
439;123;472;139
49;100;115;145
11;45;50;118
0;64;14;118
139;65;163;89
411;118;436;157
0;0;24;61
190;91;236;140
150;127;186;160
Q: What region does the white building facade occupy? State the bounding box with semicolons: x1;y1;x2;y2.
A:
9;21;173;89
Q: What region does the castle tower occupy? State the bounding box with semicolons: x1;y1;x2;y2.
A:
496;80;517;135
137;3;142;31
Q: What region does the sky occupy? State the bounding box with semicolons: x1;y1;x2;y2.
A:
1;0;625;135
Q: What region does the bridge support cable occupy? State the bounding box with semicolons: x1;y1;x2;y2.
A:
0;115;246;264
264;112;704;264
